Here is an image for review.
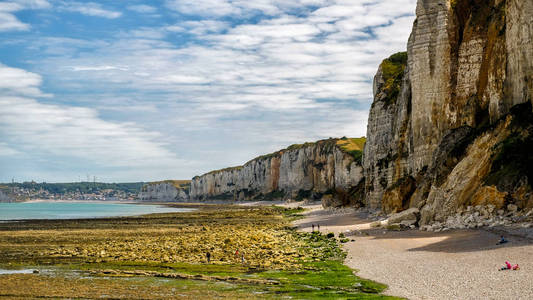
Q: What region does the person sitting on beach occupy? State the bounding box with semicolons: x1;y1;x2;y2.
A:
497;235;508;245
513;264;520;270
499;261;512;271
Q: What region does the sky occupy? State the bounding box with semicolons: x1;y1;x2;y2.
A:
0;0;417;183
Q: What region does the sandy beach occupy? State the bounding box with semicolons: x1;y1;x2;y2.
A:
293;204;533;300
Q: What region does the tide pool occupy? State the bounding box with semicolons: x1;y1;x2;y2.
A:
0;202;194;220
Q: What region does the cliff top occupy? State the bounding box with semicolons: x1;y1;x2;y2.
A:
194;137;366;178
146;180;191;189
378;51;407;106
336;137;366;163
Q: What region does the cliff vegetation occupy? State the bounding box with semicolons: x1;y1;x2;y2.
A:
378;52;407;106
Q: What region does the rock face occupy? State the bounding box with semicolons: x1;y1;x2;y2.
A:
364;0;533;224
138;181;190;202
0;189;13;202
190;138;365;206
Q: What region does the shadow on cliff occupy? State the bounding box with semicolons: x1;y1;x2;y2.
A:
360;227;533;253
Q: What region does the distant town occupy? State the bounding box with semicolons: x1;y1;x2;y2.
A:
0;181;145;202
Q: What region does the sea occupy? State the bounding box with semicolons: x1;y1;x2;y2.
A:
0;201;194;220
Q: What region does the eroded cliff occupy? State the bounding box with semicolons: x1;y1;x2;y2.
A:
190;138;365;207
365;0;533;224
138;180;190;202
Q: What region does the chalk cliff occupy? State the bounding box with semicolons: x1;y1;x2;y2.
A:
138;180;190;202
190;138;365;207
364;0;533;224
0;189;13;202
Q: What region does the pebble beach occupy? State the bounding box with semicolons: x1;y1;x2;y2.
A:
293;204;533;300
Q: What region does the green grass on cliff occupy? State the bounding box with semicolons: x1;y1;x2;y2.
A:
337;137;366;164
146;180;191;190
379;52;407;106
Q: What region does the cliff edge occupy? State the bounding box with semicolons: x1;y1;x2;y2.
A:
138;180;190;202
365;0;533;224
190;138;365;207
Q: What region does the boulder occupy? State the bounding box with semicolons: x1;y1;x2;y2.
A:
388;208;420;225
386;223;402;231
400;219;417;227
369;221;382;228
507;204;518;213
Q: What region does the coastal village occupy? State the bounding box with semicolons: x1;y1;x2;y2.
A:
0;182;140;202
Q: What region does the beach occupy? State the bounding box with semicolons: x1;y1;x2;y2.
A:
293;204;533;300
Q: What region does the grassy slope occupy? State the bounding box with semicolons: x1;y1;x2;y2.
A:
337;137;366;164
146;180;191;189
379;52;407;106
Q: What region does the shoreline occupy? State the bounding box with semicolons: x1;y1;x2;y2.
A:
0;201;196;222
291;204;533;300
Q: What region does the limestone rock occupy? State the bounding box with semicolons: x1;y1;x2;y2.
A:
388;208;419;225
400;219;417;227
138;181;190;202
190;138;365;205
363;0;533;224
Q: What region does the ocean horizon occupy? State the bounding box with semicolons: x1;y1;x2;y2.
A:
0;201;193;221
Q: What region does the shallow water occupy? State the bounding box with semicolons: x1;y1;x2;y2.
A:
0;202;194;220
0;269;35;275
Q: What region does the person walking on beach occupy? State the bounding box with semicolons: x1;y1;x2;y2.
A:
241;253;246;264
497;235;508;245
318;224;320;232
206;252;211;263
312;224;315;232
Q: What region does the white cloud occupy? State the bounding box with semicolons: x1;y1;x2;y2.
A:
59;1;121;19
0;0;50;31
8;0;418;180
127;4;157;14
71;65;128;71
164;0;332;17
0;11;29;31
165;0;239;17
11;0;50;9
0;64;187;181
166;20;229;35
0;63;49;97
0;96;181;167
0;142;21;156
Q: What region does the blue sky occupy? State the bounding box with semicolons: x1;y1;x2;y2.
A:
0;0;416;182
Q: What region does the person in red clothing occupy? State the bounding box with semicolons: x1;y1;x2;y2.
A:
499;261;512;270
499;261;520;271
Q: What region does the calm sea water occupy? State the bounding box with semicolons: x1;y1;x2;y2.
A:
0;202;194;220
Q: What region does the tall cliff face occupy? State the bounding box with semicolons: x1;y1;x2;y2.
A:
190;138;365;206
138;180;190;202
365;0;533;223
